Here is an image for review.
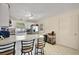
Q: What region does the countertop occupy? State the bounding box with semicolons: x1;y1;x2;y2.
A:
0;34;43;45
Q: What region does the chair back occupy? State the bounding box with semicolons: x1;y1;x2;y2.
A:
37;38;45;47
0;42;16;55
21;39;35;52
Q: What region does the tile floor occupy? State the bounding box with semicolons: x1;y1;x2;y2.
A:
15;41;79;55
1;35;79;55
44;43;79;55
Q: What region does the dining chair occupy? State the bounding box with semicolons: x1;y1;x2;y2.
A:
35;38;45;55
0;42;16;55
21;39;35;55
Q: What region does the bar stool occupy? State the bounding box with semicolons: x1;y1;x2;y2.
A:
21;39;35;55
0;42;16;55
35;38;45;55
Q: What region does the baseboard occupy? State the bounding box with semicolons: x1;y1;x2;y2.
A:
56;43;79;51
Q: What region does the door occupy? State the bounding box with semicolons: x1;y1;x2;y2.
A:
59;14;79;50
72;15;79;50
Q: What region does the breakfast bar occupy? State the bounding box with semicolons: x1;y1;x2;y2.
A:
0;33;44;55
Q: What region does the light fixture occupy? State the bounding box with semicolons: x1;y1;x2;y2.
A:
24;10;35;20
23;10;43;21
25;12;32;17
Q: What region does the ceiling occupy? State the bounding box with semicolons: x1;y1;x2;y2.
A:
9;3;79;22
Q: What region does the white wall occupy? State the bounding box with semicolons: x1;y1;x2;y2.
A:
38;9;79;50
0;4;9;26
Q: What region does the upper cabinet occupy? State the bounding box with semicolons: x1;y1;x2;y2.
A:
0;4;9;26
